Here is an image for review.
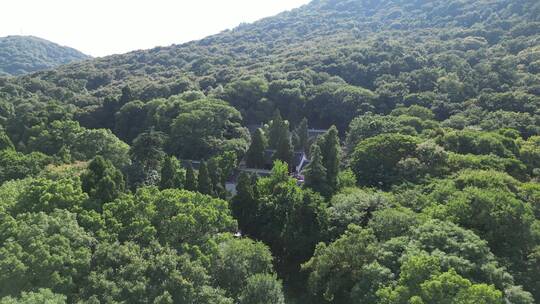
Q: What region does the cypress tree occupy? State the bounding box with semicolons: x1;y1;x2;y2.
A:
102;97;120;130
303;144;328;195
81;156;125;209
291;131;301;152
296;118;309;152
130;129;166;171
208;158;225;197
268;110;286;149
128;129;166;188
197;161;213;195
119;85;134;105
246;128;267;168
273;135;294;171
160;156;185;190
231;172;258;234
267;111;294;171
318;126;340;191
185;162;198;191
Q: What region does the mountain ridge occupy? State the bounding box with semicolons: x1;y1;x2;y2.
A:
0;35;90;76
0;0;539;130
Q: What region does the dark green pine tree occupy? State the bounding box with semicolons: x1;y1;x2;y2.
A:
291;131;301;152
101;97;120;130
81;156;125;210
318;126;340;192
130;129;166;171
208;158;225;198
296;118;309;152
197;161;213;195
185;162;198;191
268;110;286;149
119;85;134;105
246;128;267;168
231;172;259;235
303;144;329;196
273;135;294;172
160;156;185;190
128;129;167;188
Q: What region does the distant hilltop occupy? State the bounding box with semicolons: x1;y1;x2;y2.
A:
0;35;90;76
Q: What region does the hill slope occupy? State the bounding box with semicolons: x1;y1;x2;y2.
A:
0;35;90;76
0;0;538;130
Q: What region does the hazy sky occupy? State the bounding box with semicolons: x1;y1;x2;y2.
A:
1;0;310;57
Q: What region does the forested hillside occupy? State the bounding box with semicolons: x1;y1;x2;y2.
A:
0;0;539;303
0;36;90;76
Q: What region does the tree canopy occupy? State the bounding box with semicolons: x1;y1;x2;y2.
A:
1;0;540;302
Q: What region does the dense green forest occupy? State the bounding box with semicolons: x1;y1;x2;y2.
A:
0;36;90;76
0;0;540;303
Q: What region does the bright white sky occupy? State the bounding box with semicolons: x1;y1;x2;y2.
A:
0;0;310;57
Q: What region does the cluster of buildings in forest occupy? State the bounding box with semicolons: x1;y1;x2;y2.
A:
227;127;328;194
182;122;329;195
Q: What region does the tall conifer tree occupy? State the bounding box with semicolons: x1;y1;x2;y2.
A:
318;126;340;192
268;110;287;149
197;161;213;195
274;136;294;171
185;162;198;191
303;144;328;195
246;128;267;168
160;156;185;190
296;118;309;152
